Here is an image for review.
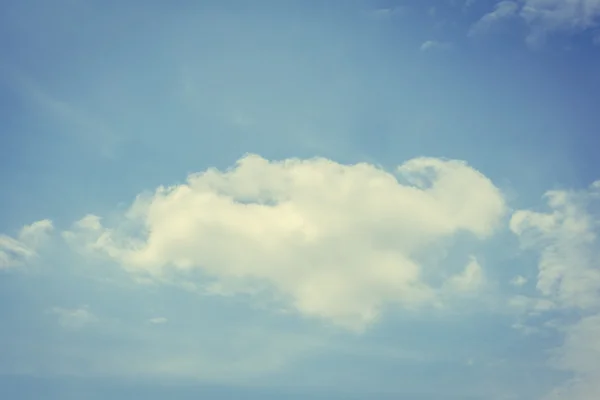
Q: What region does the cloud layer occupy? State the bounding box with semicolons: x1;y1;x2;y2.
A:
3;155;599;399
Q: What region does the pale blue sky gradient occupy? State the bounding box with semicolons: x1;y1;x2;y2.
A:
2;1;600;399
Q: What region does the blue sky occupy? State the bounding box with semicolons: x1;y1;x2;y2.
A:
1;1;600;399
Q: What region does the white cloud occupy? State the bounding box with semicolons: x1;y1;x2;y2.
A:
511;180;600;400
543;314;600;400
510;275;528;286
472;0;600;45
469;1;519;36
148;317;168;325
511;321;541;335
370;7;406;20
556;314;600;374
419;40;453;51
51;305;98;329
510;184;600;310
64;154;506;331
508;294;556;313
443;256;486;293
520;0;600;44
0;219;53;269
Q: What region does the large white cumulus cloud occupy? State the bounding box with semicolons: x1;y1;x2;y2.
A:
64;154;506;330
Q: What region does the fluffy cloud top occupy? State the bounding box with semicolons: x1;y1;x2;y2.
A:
64;154;506;331
0;219;53;269
510;183;600;310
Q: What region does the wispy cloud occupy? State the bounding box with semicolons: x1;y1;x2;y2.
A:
148;317;168;325
420;40;454;51
510;275;528;287
50;305;98;329
520;0;600;45
369;6;407;20
511;180;600;400
469;1;519;37
471;0;600;45
1;66;121;157
0;219;53;269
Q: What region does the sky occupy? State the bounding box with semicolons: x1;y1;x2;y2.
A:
1;0;600;399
